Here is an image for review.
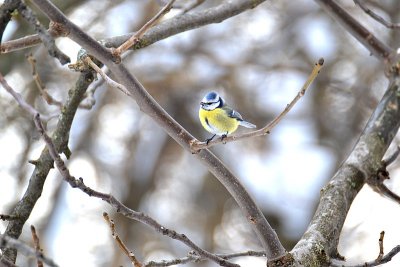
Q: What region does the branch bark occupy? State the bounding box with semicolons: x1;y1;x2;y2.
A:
290;76;400;266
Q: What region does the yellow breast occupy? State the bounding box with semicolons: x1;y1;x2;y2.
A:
199;108;239;135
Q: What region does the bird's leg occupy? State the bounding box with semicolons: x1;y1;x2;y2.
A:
221;132;228;144
205;134;216;145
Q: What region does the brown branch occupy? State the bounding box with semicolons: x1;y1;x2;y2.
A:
315;0;394;62
30;225;44;267
376;231;384;262
30;0;287;260
113;0;176;57
354;0;400;29
190;58;324;151
103;212;142;267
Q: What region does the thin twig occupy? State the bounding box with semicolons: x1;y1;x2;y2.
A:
103;213;142;267
367;156;400;204
113;0;176;57
27;54;63;107
0;234;58;267
382;146;400;166
376;231;384;262
83;56;131;96
354;0;400;29
190;58;324;152
331;245;400;267
145;250;266;267
30;226;44;267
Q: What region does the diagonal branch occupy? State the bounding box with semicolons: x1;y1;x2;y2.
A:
315;0;394;62
31;0;287;261
354;0;400;29
290;75;400;265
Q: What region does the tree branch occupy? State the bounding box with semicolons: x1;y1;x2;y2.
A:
31;0;287;261
315;0;394;62
354;0;400;29
290;75;400;265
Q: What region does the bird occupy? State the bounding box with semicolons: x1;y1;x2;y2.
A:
199;91;256;144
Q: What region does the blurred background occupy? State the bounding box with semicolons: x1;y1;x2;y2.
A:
1;0;400;266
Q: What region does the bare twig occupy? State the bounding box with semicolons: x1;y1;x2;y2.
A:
17;0;69;64
113;0;176;57
103;212;142;267
83;56;131;96
27;54;63;107
190;58;324;151
354;0;400;29
0;234;58;267
382;146;400;166
0;72;39;116
331;234;400;267
30;226;44;267
376;231;384;262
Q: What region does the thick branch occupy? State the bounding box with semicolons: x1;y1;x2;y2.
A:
2;0;268;53
31;0;286;260
291;76;400;265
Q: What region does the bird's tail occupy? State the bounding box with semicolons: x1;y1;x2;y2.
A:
239;120;256;128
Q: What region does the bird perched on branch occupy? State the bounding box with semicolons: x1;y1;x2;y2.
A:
199;91;256;144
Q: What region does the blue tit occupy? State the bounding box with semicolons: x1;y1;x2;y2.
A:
199;91;256;144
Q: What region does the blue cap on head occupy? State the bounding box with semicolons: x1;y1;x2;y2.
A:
202;91;219;103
